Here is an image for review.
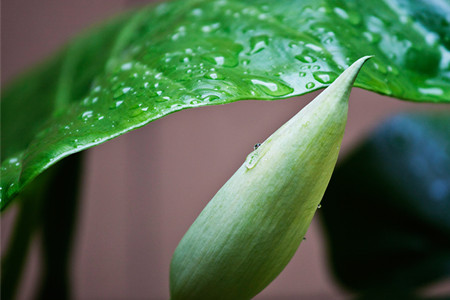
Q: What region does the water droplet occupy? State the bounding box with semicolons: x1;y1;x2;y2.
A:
242;59;250;66
129;103;149;117
214;56;225;65
121;62;132;71
80;110;94;120
8;157;19;164
299;72;307;77
418;87;444;96
202;53;239;68
181;56;190;63
201;94;220;102
333;7;349;20
204;72;223;80
306;82;315;89
305;43;323;52
191;8;203;16
110;100;124;109
323;36;334;44
317;204;322;208
245;151;260;169
72;139;82;148
250;78;293;96
189;99;202;105
313;71;338;84
253;143;261;150
250;34;269;54
201;23;220;33
113;87;132;99
295;53;317;64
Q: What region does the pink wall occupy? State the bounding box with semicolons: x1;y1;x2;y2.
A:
2;1;448;299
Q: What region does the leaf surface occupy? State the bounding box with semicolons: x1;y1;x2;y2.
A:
1;0;449;209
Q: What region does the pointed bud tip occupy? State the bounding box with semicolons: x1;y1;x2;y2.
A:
322;55;373;99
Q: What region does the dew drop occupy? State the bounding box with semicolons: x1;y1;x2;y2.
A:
295;54;317;64
250;78;293;96
323;36;334;44
245;151;260;169
299;72;307;77
130;104;148;117
80;110;94;120
313;71;338;84
8;157;19;164
333;7;349;20
306;82;315;89
201;23;220;33
191;8;203;16
202;94;220;102
204;72;223;80
214;56;225;65
121;62;132;71
418;87;444;96
113;87;132;99
110;100;124;109
202;53;238;68
250;34;269;54
189;99;202;105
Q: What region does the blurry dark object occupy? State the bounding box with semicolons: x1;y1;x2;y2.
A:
321;112;450;298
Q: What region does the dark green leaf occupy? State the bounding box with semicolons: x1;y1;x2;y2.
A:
2;0;449;209
320;112;450;296
1;153;83;300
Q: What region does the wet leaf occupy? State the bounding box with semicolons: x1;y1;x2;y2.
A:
1;0;449;209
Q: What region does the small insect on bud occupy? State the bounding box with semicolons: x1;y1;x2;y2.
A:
170;56;372;300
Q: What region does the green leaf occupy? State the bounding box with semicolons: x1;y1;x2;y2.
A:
1;153;83;300
320;112;450;296
1;0;449;209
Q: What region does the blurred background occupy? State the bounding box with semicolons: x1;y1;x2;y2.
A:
2;0;449;299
